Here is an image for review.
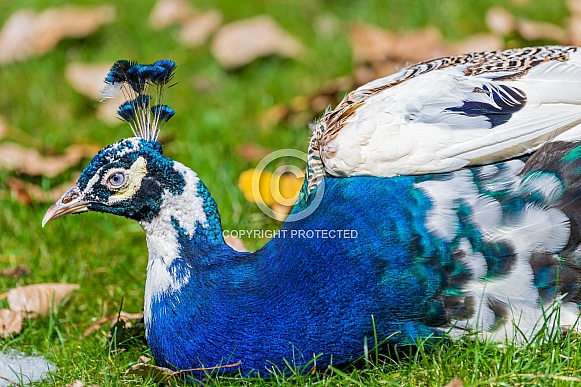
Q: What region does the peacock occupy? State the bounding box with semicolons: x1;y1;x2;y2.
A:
43;46;581;376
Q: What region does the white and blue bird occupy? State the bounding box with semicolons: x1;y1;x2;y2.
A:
43;46;581;377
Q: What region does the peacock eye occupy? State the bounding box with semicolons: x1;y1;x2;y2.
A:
107;171;126;189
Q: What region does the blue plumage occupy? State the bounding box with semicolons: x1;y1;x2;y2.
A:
43;50;581;378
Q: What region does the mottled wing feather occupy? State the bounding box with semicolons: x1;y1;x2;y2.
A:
307;46;581;194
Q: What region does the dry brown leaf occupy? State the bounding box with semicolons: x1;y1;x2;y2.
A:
224;236;248;252
262;23;504;131
179;10;222;47
149;0;197;29
349;22;397;64
1;265;31;279
125;362;177;384
486;7;516;35
350;23;448;65
0;309;23;337
0;143;99;177
450;33;504;55
65;62;122;124
485;8;564;42
569;0;581;16
568;16;581;45
8;173;84;205
126;356;241;382
259;76;353;129
0;6;115;65
82;311;143;337
517;19;566;42
7;283;80;316
354;61;404;86
6;177;32;205
65;62;111;101
211;15;303;69
236;144;272;162
443;378;464;387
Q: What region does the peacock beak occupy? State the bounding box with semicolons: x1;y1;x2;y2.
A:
42;185;90;227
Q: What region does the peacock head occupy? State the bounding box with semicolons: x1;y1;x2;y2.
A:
42;137;190;225
43;59;186;227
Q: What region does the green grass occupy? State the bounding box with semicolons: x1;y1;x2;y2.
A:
0;0;579;385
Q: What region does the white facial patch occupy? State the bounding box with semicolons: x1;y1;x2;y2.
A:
107;156;148;204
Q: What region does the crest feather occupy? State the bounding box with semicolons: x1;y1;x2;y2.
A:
101;59;176;142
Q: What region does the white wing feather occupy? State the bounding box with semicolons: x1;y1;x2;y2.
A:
320;48;581;178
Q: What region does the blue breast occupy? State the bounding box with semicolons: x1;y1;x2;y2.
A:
146;175;467;374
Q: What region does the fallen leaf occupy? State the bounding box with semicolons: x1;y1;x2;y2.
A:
569;0;581;16
109;312;145;348
0;6;115;65
486;7;516;35
125;357;242;382
450;33;504;55
236;144;272;162
179;10;222;47
259;76;353;129
224;236;248;252
8;173;80;205
1;265;31;279
568;16;581;45
517;19;566;42
6;283;80;316
149;0;197;29
0;309;23;337
0;143;99;177
443;378;464;387
82;311;143;337
349;23;448;65
65;62;123;124
65;62;111;101
211;15;303;69
262;22;505;131
6;177;31;205
125;362;176;384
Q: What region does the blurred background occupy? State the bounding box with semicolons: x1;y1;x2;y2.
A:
0;0;575;239
0;1;578;383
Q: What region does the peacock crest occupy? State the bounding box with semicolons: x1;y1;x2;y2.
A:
101;60;176;142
